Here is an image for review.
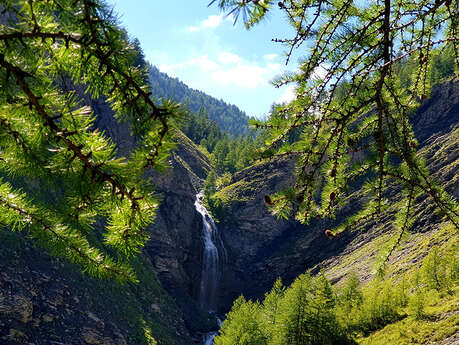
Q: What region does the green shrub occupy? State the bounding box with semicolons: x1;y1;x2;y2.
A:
355;279;402;335
216;274;355;345
421;247;457;294
336;273;364;333
409;289;426;321
215;297;267;345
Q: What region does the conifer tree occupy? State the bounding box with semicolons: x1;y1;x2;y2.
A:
0;0;182;281
212;0;459;257
215;296;267;345
261;278;284;341
204;170;218;201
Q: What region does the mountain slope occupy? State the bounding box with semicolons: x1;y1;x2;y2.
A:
148;65;251;136
213;78;459;313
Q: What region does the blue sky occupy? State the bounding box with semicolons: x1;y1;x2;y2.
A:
106;0;300;118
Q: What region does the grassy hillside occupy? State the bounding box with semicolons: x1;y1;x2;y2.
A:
355;223;458;345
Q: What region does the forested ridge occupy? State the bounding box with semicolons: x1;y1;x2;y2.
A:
148;65;252;137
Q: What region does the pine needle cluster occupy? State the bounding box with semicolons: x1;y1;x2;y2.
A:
0;0;183;281
212;0;459;260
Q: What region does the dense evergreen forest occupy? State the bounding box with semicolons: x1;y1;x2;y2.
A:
180;108;261;174
148;65;252;137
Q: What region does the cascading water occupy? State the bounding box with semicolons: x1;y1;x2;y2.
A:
202;319;222;345
194;191;225;344
203;326;219;345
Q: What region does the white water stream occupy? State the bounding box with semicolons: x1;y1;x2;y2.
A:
194;191;225;345
203;330;219;345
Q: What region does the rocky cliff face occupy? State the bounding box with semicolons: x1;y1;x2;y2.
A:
145;132;217;335
215;79;459;311
89;96;217;335
0;92;215;344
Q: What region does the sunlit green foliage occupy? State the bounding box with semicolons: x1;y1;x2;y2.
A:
205;170;218;200
181;107;226;152
180;105;261;175
0;0;183;281
215;296;267;345
216;247;458;344
421;246;458;293
216;273;355;345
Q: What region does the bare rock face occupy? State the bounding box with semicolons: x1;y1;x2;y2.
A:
89;96;211;299
213;158;299;310
146;138;209;299
412;78;459;145
0;233;196;345
82;328;105;344
81;322;127;345
0;294;33;323
87;96;217;333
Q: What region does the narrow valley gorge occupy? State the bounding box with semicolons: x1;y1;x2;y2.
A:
0;77;457;344
1;2;458;344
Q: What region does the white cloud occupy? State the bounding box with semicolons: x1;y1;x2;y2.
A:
312;65;328;80
225;13;235;23
189;55;219;72
210;59;281;89
186;26;200;33
186;14;224;32
211;65;267;88
218;52;241;65
267;63;282;71
157;64;179;78
263;54;278;61
148;49;285;90
203;15;223;28
276;85;296;104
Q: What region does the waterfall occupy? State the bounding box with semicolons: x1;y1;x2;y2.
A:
194;191;224;344
202;316;223;345
203;332;218;345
